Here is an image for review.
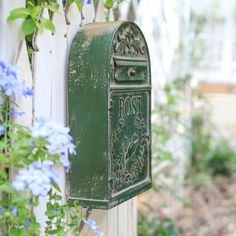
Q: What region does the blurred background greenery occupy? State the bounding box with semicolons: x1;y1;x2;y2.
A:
121;0;236;235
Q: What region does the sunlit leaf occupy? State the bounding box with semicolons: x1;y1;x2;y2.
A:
22;19;37;35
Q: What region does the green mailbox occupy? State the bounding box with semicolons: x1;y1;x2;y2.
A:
67;21;151;209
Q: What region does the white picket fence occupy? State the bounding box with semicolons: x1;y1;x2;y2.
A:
0;0;137;235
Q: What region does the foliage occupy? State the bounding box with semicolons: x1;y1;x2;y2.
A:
152;77;189;166
190;90;212;173
8;0;125;37
65;0;92;13
190;89;236;178
206;140;236;176
8;0;60;36
138;213;181;236
0;60;103;235
7;0;95;37
139;77;188;235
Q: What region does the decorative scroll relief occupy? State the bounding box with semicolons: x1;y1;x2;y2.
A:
110;91;150;194
113;24;146;57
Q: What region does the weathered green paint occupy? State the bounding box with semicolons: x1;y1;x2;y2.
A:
67;21;152;209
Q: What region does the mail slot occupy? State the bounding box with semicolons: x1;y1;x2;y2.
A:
67;21;152;209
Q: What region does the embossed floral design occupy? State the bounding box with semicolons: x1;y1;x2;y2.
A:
111;115;149;192
113;25;146;57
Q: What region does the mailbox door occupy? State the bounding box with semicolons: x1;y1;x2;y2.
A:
108;22;152;207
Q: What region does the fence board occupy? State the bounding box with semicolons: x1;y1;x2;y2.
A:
51;0;68;205
14;40;33;126
0;0;25;62
32;9;54;235
51;0;67;124
66;4;82;48
118;202;129;235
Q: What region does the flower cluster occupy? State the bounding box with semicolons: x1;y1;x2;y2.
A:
12;162;58;196
0;60;33;97
31;118;76;172
0;59;103;235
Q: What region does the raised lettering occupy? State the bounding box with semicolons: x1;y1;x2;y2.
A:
119;97;125;118
125;97;131;116
131;96;137;115
137;96;142;115
118;95;143;118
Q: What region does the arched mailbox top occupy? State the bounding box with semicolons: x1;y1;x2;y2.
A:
67;22;152;209
68;21;151;90
113;23;147;58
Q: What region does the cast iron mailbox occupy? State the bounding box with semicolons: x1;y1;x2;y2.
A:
67;22;151;209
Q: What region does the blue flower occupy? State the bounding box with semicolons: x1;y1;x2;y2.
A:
85;219;99;231
0;125;5;135
31;118;76;171
0;60;33;98
81;0;92;5
29;141;36;147
23;218;32;230
23;87;34;97
26;218;32;225
12;207;18;216
8;111;25;116
23;225;29;230
60;155;71;173
12;162;59;196
84;219;104;236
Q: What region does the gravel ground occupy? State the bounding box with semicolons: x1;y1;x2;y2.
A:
176;175;236;236
138;175;236;236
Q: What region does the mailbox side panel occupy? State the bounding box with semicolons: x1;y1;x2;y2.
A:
67;27;115;207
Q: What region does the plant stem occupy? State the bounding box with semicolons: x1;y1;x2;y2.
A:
1;96;10;236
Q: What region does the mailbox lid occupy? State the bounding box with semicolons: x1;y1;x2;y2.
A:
110;22;151;89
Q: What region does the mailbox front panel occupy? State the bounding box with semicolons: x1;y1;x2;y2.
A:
110;90;150;194
67;22;151;209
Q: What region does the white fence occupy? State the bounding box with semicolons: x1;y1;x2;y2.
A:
0;0;137;235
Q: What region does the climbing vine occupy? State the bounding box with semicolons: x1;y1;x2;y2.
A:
8;0;60;36
8;0;124;36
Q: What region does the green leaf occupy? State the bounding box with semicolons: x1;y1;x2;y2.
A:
0;183;14;193
52;182;61;192
8;8;31;21
47;228;61;234
68;0;76;4
51;194;62;201
104;0;114;9
22;19;37;35
30;5;41;19
75;0;83;12
40;19;55;33
41;3;59;12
